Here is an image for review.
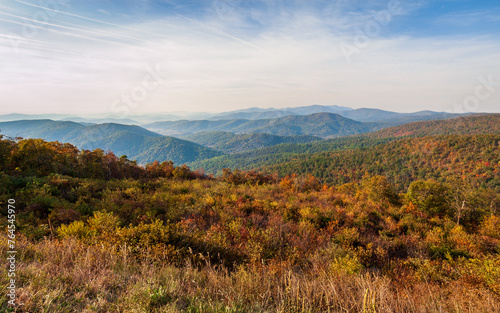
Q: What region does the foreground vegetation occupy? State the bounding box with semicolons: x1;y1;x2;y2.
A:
0;134;499;312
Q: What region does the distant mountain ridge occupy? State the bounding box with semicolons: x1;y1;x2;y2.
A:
145;109;463;138
0;107;480;167
209;105;351;120
0;105;465;126
146;112;381;138
207;106;461;124
339;108;462;124
0;120;222;164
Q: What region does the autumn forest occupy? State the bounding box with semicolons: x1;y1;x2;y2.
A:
1;114;499;312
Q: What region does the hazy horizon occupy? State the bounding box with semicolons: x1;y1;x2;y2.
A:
1;0;500;115
2;105;499;119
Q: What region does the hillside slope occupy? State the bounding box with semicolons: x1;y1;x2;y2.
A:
1;134;499;312
265;134;500;191
178;131;322;154
0;120;223;164
367;114;500;138
146;113;380;138
338;108;459;123
189;114;500;176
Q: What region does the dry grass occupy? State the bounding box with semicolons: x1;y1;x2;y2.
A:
1;236;499;313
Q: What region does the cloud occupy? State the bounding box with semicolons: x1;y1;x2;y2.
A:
436;9;500;27
1;0;499;115
97;9;111;16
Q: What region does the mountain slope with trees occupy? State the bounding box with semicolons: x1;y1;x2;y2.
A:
189;114;500;175
0;133;498;312
0;120;223;165
178;131;322;154
264;134;500;191
206;106;458;123
366;114;500;138
145;113;381;138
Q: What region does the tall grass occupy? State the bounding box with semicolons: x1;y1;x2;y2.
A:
1;236;499;312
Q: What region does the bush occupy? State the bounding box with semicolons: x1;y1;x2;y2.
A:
407;180;452;218
480;215;500;239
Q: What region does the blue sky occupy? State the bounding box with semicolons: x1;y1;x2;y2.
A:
1;0;499;115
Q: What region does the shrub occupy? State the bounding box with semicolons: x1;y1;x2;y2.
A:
361;175;400;206
57;211;121;243
329;254;364;275
480;215;500;239
407;180;452;218
58;220;92;239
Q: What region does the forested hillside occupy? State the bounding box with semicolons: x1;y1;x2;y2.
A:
335;108;458;123
0;133;499;312
189;136;394;175
265;135;500;191
367;114;500;138
190;114;500;176
207;106;458;123
179;131;321;154
145;113;380;138
0;120;223;165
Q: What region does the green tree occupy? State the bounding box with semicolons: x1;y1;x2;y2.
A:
0;134;15;171
13;139;58;176
361;175;400;206
407;179;452;218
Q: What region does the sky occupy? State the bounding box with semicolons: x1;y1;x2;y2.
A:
0;0;499;116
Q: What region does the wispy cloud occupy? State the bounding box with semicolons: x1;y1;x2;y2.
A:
1;0;499;115
436;8;500;26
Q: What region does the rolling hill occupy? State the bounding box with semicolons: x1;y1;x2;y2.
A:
1;114;492;168
178;131;322;154
335;108;459;123
207;106;460;124
0;120;223;165
366;114;500;137
188;114;500;175
0;106;463;125
145;112;381;138
264;134;500;191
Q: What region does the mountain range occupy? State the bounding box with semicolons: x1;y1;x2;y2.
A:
145;113;382;138
188;114;500;175
207;106;459;124
144;110;462;138
0;106;486;167
0;120;222;165
0;105;462;125
207;105;351;120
